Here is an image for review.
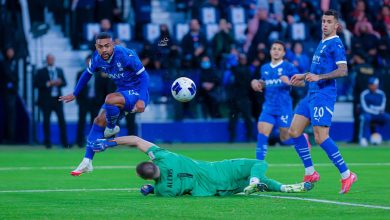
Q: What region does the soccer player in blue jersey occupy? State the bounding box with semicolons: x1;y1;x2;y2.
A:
289;10;357;194
59;32;149;176
251;40;309;160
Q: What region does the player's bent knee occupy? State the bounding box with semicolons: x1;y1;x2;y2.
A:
288;128;299;138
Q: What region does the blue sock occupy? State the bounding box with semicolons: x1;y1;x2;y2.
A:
256;133;268;160
281;138;294;146
293;135;313;168
84;124;105;159
105;104;120;129
320;137;348;173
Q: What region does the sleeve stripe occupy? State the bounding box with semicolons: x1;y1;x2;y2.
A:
136;67;145;75
336;61;347;64
86;68;94;74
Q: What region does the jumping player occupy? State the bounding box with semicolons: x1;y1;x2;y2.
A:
59;32;149;176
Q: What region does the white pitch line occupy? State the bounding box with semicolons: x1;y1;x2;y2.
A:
0;188;138;193
0;187;389;211
253;194;390;211
0;166;135;171
0;163;390;171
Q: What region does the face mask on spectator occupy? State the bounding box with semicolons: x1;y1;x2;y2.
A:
201;61;211;69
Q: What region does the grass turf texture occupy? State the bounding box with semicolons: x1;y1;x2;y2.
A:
0;143;390;219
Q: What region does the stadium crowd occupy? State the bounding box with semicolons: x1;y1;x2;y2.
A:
0;0;389;145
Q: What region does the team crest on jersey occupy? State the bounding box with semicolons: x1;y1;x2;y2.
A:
117;62;124;71
277;68;283;76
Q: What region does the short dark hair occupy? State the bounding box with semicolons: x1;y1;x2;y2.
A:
323;9;340;21
271;40;286;51
136;161;157;179
95;32;112;41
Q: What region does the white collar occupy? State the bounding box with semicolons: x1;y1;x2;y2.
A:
105;53;114;63
270;60;283;68
322;35;339;43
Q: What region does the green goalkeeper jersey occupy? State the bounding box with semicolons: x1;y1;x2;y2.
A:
146;146;253;197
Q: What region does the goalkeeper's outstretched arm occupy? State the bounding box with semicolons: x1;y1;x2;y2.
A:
114;136;155;153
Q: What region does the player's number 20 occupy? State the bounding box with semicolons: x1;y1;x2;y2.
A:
313;107;324;118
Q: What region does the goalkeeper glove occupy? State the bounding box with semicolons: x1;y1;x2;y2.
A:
140;184;154;196
92;138;117;152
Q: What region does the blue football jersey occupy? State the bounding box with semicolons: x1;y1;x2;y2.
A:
309;35;347;95
87;45;146;92
260;61;298;114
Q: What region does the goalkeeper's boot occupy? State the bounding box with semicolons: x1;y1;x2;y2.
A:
303;171;320;183
283;182;313;193
244;183;269;195
104;125;120;138
339;172;357;194
303;133;312;150
70;158;93;176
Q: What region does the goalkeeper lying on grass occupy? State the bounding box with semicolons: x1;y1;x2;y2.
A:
92;136;314;197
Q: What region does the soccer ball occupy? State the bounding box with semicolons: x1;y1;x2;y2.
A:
370;133;382;145
171;77;196;102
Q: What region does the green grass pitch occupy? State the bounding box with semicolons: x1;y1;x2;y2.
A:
1;143;390;219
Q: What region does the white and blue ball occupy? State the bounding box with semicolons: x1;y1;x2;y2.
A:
171;77;196;102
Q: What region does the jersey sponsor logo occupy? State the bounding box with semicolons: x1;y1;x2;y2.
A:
264;78;282;86
312;55;320;64
264;71;269;75
108;73;125;79
167;169;173;188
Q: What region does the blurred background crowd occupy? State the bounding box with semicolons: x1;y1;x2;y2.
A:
0;0;389;146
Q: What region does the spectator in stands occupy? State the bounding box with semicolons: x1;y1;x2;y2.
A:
100;19;116;38
199;55;222;119
290;42;310;73
95;0;120;22
75;55;101;148
351;52;376;143
348;0;372;29
226;53;254;142
351;21;380;64
244;8;282;63
192;0;226;21
34;54;68;149
211;19;235;68
359;77;390;146
257;0;284;20
139;43;156;70
154;24;178;70
373;5;390;37
181;19;208;69
249;58;264;120
1;47;18;143
132;0;152;41
70;0;95;49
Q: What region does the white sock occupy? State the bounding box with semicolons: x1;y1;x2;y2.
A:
82;158;91;163
305;166;315;175
341;170;351;179
249;177;260;185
